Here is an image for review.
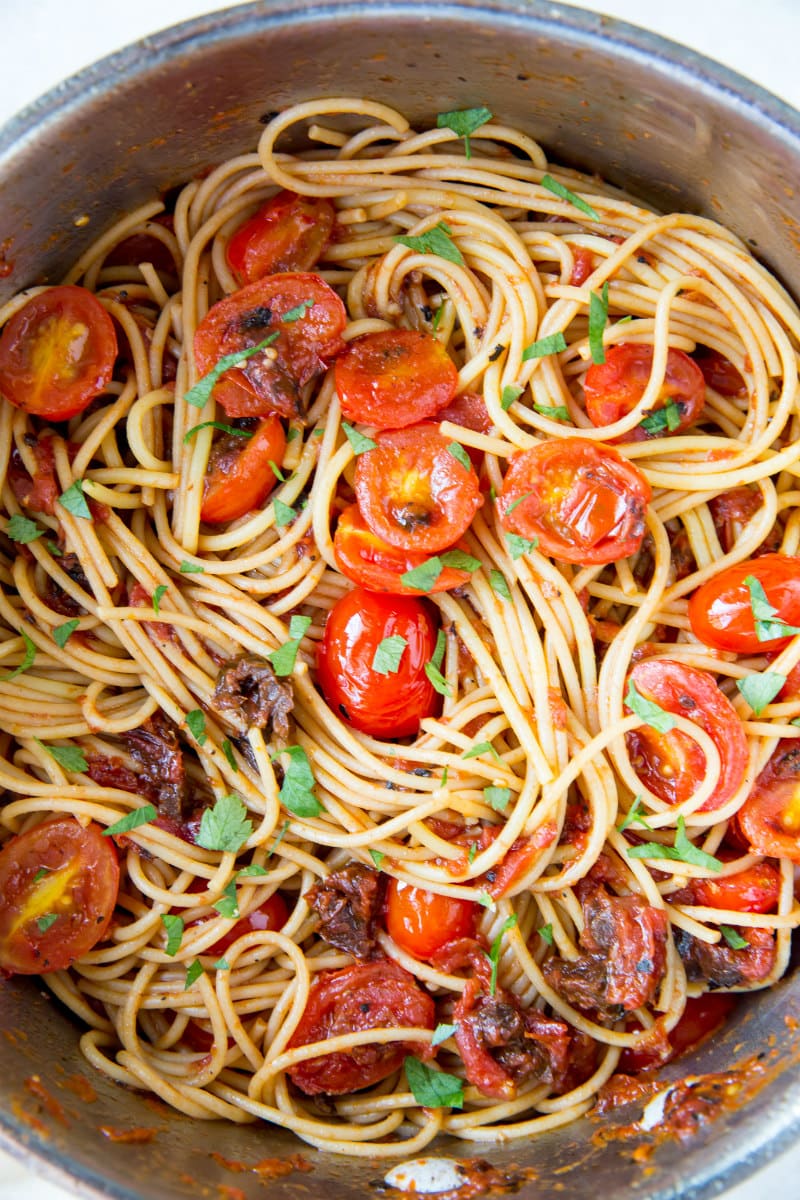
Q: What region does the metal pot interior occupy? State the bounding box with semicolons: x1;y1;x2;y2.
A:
1;3;800;1197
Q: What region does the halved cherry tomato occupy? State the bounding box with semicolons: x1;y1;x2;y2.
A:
333;504;472;595
285;960;435;1095
193;272;346;420
0;817;119;974
226;191;335;286
618;993;736;1074
385;878;476;960
436;390;492;435
690;860;781;914
0;286;118;421
688;554;800;654
200;416;286;524
583;343;705;440
708;486;776;556
569;246;595;286
692;346;747;398
625;659;747;812
335;329;458;429
354;424;482;554
8;435;59;515
316;587;439;738
203;892;288;955
734;741;800;862
498;437;650;565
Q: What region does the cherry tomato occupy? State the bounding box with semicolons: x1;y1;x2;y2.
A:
286;960;435;1095
8;436;59;515
335;329;458;429
333;504;472;595
734;741;800;862
691;860;781;914
104;214;177;276
569;246;595;286
0;286;117;421
619;993;736;1073
204;892;288;955
708;487;771;556
226;191;335;286
688;554;800;654
354;424;482;554
385;878;476;960
0;817;119;974
200;416;286;524
583;343;705;440
692;346;747;398
316;588;439;738
498;438;650;565
193;272;346;419
436;390;493;435
625;659;747;812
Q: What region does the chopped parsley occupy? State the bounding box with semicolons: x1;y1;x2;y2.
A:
184;333;278;409
394;222;464;266
540;173;600;222
196;794;253;853
436;105;492;158
102;805;158;837
372;634;407;675
521;332;567;360
588;281;609;365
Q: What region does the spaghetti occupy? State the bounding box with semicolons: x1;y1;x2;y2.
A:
0;97;799;1156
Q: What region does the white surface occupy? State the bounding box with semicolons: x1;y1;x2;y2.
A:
0;1;799;1197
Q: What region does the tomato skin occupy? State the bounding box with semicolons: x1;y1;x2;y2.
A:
436;390;492;435
204;892;288;955
335;329;458;429
193;273;346;419
499;438;650;565
688;554;800;654
734;741;800;862
316;588;439;738
625;659;748;813
200;416;286;524
0;286;117;421
0;817;119;974
286;960;435;1095
354;423;482;555
618;993;736;1074
226;192;335;286
584;343;705;440
691;861;781;914
333;504;472;595
384;878;476;960
693;347;747;398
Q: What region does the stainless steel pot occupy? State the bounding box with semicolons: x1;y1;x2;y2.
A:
1;3;799;1197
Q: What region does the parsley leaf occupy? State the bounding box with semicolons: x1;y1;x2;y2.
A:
179;560;204;574
500;384;523;411
532;403;570;421
440;549;481;572
152;584;168;616
504;491;531;515
400;557;444;593
404;1056;464;1109
447;441;472;471
394;222;464;266
58;480;92;520
617;794;653;833
182;420;253;445
489;569;511;600
274;745;323;817
36;739;87;773
640;398;683;436
161;914;184;957
273;499;296;528
53;619;79;648
268;460;285;482
627;815;723;872
236;864;269;879
221;739;238;772
33;867;50;884
213;957;231;970
102;805;157;837
468;842;478;864
540;173;600;221
625;680;676;733
736;671;786;716
484;786;511;812
281;299;315;323
267;614;311;677
430;629;446;669
488;914;518;995
744;575;800;642
431;1021;459;1047
342;422;377;456
372;634;407;675
521;332;567;360
369;849;386;869
425;661;452;697
184;960;203;989
36;913;58;933
462;740;502;763
184;333;279;409
505;532;538;559
213;879;240;919
538;923;554;946
436;105;492;158
196;794;253;853
588;281;609;365
720;925;749;950
0;630;36;681
185;708;207;746
6;514;43;544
